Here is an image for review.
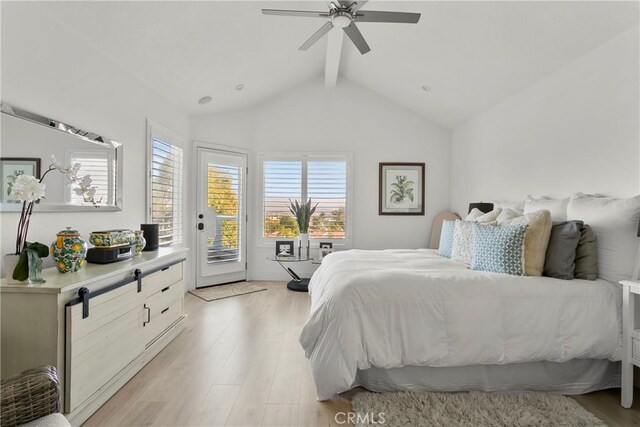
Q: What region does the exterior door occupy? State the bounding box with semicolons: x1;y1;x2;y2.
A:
196;147;247;287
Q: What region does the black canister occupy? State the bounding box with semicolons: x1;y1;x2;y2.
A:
140;224;159;251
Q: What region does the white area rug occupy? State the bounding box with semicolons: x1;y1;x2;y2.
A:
189;282;267;301
351;391;606;427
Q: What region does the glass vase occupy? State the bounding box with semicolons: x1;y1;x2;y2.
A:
27;249;45;284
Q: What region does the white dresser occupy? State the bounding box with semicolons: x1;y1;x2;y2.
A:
1;247;188;426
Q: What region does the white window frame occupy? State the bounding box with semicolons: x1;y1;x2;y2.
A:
257;151;353;248
146;119;185;246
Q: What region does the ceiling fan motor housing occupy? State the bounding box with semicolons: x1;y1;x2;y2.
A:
331;11;353;28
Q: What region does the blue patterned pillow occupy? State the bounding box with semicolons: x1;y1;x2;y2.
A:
471;223;528;276
438;220;456;258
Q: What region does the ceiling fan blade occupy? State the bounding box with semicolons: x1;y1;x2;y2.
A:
355;10;421;24
343;22;370;55
299;21;334;51
262;9;329;18
349;1;369;12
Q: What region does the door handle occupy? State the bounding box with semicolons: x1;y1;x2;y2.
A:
198;223;204;230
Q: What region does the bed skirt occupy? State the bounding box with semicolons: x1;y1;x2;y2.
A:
354;359;620;395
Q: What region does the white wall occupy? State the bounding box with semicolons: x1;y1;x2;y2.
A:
451;26;640;215
191;78;452;281
0;3;190;275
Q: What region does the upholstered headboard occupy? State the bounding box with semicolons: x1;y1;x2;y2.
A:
430;211;461;249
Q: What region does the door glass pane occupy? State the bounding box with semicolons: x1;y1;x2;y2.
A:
207;163;242;264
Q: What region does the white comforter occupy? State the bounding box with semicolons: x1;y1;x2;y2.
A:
300;249;622;400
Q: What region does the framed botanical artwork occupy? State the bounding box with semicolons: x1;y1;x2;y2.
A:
379;162;425;215
1;158;41;203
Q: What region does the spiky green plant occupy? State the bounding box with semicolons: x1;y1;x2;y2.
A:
288;199;319;234
390;175;414;203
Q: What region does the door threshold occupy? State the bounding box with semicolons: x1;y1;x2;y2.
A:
195;279;248;290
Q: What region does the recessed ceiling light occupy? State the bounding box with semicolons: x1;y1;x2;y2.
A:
198;96;212;105
421;85;431;92
235;84;244;91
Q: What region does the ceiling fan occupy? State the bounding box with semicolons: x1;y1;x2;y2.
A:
262;1;421;55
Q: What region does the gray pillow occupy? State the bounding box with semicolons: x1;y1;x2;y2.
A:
574;224;598;280
543;221;583;280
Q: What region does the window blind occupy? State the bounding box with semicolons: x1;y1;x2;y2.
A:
150;137;183;246
263;161;302;238
262;157;348;239
206;163;242;263
68;152;113;205
308;160;347;239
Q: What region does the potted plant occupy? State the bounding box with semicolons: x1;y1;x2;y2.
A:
288;198;318;257
3;156;99;283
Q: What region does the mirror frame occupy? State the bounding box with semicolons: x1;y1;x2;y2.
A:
0;102;123;212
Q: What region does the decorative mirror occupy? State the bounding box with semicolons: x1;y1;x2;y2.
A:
0;102;123;212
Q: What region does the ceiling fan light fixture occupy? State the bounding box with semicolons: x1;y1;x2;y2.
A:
331;12;352;28
198;96;212;105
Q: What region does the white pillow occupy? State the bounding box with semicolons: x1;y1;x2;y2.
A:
451;220;474;266
492;200;525;214
496;208;524;225
567;194;640;283
524;195;569;221
465;208;484;221
465;207;502;224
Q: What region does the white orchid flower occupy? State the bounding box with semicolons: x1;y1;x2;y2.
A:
9;175;46;202
49;155;62;170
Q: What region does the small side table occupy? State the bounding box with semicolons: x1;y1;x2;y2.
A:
621;280;640;408
268;256;314;292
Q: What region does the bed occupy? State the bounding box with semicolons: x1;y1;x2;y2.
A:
299;249;622;400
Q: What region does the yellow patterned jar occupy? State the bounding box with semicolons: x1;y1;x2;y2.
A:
51;227;88;273
131;230;146;255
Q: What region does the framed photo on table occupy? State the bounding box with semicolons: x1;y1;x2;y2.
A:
275;240;295;257
318;242;333;261
1;158;41;203
379;162;425;215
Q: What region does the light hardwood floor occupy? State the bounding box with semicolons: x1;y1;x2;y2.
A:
84;281;639;427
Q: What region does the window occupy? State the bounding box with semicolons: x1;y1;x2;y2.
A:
147;121;184;246
66;150;114;206
261;153;351;242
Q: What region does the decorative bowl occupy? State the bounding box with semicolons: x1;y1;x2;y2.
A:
89;229;136;248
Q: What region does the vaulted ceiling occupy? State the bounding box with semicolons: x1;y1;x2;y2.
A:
27;1;640;129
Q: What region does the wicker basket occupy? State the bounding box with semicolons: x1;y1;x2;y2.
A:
0;366;60;427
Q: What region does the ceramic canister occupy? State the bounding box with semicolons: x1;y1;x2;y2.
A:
131;230;146;255
51;227;88;273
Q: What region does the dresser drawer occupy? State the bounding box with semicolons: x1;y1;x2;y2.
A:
144;298;182;346
146;280;183;319
143;262;183;297
632;336;640;361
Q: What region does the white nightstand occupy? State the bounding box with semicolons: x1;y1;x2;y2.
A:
621;280;640;408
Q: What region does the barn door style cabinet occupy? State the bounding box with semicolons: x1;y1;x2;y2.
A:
1;247;188;426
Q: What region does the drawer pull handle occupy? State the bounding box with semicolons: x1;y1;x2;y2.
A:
161;307;169;314
161;286;170;292
143;306;151;326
